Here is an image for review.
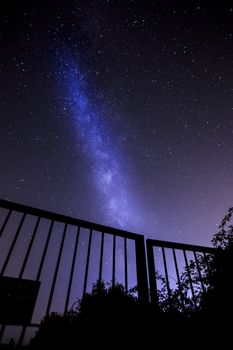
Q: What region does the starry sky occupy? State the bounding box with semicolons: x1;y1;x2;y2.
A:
1;0;233;246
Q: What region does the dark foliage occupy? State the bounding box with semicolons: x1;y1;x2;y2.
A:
26;280;198;348
28;282;157;348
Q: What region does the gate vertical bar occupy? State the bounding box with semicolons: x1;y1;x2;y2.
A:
146;239;158;304
124;237;128;293
183;250;197;308
36;220;54;281
0;213;26;276
193;251;205;293
83;229;93;298
64;226;80;313
98;232;104;282
0;209;12;238
135;235;149;303
18;217;41;346
162;247;171;298
203;252;211;276
46;223;68;316
172;248;185;309
19;217;41;279
112;234;116;286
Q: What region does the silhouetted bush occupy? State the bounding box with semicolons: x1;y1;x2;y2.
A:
27;281;208;348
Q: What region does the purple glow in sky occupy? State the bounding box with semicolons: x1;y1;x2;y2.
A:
55;55;143;230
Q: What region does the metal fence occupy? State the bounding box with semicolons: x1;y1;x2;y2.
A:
0;199;148;345
147;239;216;307
0;199;216;345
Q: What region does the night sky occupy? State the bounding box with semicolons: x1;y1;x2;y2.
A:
1;0;233;246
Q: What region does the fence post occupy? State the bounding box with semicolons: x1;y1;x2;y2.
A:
135;235;149;303
146;239;158;304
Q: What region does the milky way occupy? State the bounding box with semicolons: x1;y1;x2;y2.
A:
55;54;141;230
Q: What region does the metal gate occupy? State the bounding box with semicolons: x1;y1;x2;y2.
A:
0;199;216;345
146;238;215;306
0;199;148;345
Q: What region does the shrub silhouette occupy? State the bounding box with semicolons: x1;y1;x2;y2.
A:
29;281;156;348
28;280;202;348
